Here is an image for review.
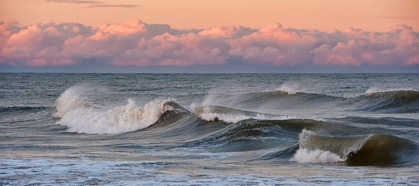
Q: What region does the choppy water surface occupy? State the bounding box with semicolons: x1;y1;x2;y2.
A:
1;73;419;185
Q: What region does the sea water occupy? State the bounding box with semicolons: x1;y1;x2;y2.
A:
1;73;419;185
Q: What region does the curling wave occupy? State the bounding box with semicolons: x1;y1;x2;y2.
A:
290;130;419;166
55;86;176;134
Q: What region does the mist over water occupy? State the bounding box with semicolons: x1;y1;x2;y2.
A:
1;73;419;185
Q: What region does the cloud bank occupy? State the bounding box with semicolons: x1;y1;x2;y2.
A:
0;20;418;67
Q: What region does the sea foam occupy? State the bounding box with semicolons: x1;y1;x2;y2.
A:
55;86;174;134
290;129;373;164
365;87;415;94
290;129;345;163
198;112;294;123
275;83;300;95
194;106;295;123
290;148;345;163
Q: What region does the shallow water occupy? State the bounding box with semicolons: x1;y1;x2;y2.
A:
1;73;419;185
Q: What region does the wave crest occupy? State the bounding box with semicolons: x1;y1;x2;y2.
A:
54;86;91;118
359;89;419;113
291;129;419;166
55;86;175;134
274;83;301;95
290;148;345;163
193;106;293;123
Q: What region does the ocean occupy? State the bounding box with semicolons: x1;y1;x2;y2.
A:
1;73;419;185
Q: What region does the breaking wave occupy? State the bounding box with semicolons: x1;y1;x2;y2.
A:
358;89;419;113
52;86;419;166
193;105;294;123
290;129;419;166
290;148;345;163
204;88;419;114
55;86;176;134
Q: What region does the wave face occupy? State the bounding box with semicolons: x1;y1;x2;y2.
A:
202;89;419;114
193;105;293;123
55;86;177;134
357;90;419;113
290;130;419;166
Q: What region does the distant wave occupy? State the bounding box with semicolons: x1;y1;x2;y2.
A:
203;88;419;114
193;105;294;123
185;119;331;150
365;87;417;94
356;89;419;113
273;83;301;95
0;106;49;113
264;88;419;114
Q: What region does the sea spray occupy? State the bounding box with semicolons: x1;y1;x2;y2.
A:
55;86;175;134
275;83;301;95
54;86;91;118
193;106;295;123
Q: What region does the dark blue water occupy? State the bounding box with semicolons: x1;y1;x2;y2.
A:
1;73;419;185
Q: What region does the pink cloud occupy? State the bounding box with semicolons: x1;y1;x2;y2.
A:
0;20;418;66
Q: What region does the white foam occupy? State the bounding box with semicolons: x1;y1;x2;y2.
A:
194;107;295;123
290;148;345;163
299;129;371;157
292;129;372;164
365;87;415;94
2;158;416;185
55;86;174;134
198;112;294;123
275;83;300;94
54;85;91;118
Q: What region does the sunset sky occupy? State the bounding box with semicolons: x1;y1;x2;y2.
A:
1;0;418;72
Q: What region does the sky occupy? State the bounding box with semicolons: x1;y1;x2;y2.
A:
0;0;418;72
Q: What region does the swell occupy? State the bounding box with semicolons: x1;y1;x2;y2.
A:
206;90;342;109
192;105;292;123
0;106;50;113
354;90;419;113
184;119;334;152
206;89;419;114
